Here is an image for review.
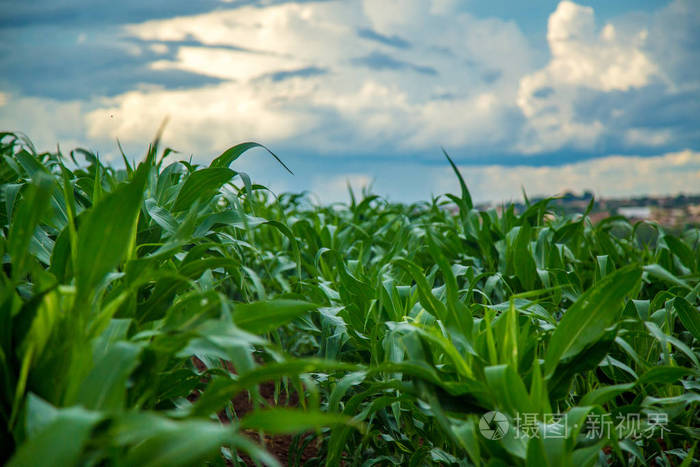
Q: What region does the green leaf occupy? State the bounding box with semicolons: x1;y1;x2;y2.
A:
75;160;149;299
512;224;537;290
232;299;318;334
210;141;293;175
442;148;472;211
171;167;235;212
69;341;142;410
393;258;447;321
526;435;549;467
663;235;696;271
8;173;54;280
190;359;357;417
240;408;359;434
144;198;178;234
264;220;302;279
637;366;696;385
643;264;691;290
114;413;270;467
484;364;534;415
579;383;635;406
544;265;641;377
13;149;49;177
9;395;102;467
673;296;700;341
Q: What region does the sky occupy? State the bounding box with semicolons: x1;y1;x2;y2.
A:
0;0;698;204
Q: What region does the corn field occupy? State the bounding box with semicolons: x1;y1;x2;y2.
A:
0;132;698;466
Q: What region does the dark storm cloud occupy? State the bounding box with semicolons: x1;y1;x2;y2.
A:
0;0;326;100
571;84;700;152
0;27;223;100
481;70;502;84
256;67;328;82
0;1;224;28
574;85;691;128
0;0;333;28
532;87;554;99
136;37;259;54
356;28;411;49
351;51;437;76
645;0;700;85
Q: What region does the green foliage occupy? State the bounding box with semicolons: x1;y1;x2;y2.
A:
1;132;698;466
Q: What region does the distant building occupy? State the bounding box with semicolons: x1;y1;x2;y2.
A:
618;206;651;219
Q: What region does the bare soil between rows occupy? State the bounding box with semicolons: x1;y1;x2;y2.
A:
190;357;322;466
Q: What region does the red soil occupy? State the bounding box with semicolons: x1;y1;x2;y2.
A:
190;357;322;466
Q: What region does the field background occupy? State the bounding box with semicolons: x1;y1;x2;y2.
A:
1;132;698;466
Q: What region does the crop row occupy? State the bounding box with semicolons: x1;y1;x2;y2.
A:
0;132;698;466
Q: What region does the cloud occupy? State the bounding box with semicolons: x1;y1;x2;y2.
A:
256;66;328;82
350;51;437;75
0;93;90;155
124;2;365;63
438;149;700;203
147;45;306;82
0;1;232;28
311;173;373;203
243;147;700;205
1;0;699;203
624;128;671;147
356;28;411;49
91;0;535;158
516;1;657;153
515;0;700;155
643;0;700;87
0;25;223;100
84;81;319;152
70;0;697;164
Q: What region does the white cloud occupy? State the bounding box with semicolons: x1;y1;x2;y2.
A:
430;0;459;16
90;0;535;158
624;128;671;147
544;1;658;92
437;149;700;203
516;1;663;153
148;43;169;55
0;94;88;153
85;81;319;152
96;0;695;161
149;46;304;81
126;3;361;63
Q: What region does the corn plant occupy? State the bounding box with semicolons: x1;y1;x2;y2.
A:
0;131;698;466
